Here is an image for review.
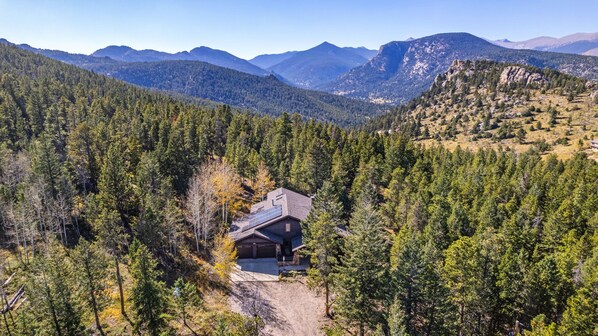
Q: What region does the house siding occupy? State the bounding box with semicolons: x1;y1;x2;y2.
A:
261;218;302;240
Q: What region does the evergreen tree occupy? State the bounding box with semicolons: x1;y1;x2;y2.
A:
388;297;408;336
129;239;169;336
92;203;128;316
335;195;390;335
173;277;201;335
97;141;133;218
71;239;110;336
25;241;84;336
302;181;344;317
66;122;99;193
557;244;597;335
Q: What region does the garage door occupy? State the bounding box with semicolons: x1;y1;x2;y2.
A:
257;244;276;258
237;244;253;259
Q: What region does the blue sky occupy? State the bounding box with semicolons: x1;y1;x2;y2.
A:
0;0;596;59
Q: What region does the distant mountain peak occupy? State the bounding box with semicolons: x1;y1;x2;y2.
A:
88;44;268;76
105;45;133;50
266;41;372;89
190;46;214;53
90;45;135;58
312;41;339;51
489;32;598;56
319;41;334;46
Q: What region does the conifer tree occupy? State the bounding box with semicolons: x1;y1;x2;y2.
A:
30;133;63;199
335;194;390;335
388;297;408;336
25;241;84;336
302;181;344;317
129;239;169;336
97;141;133;217
66;122;99;192
93;204;128;316
173;277;201;335
71;239;110;336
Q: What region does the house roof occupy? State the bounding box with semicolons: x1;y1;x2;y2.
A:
234;230;284;245
230;188;312;243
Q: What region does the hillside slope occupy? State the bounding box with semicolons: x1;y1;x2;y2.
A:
326;33;598;104
367;60;598;159
89;60;387;126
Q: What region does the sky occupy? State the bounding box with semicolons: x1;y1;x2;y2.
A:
0;0;596;59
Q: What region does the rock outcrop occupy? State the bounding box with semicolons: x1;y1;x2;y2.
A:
499;66;547;85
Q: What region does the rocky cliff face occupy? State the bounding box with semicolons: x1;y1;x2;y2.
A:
325;33;598;105
437;60;550;90
499;66;547;85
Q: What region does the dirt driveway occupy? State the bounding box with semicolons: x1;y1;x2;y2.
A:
229;279;326;335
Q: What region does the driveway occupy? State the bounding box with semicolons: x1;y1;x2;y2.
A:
232;258;280;282
229;279;326;335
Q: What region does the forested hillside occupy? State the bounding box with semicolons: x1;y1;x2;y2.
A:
0;43;596;336
366;60;598;160
86;60;387;126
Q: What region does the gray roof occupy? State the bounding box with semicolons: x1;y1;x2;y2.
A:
230;188;312;243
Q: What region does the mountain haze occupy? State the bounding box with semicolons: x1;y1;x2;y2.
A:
249;51;299;69
254;42;376;89
267;42;369;88
491;32;598;56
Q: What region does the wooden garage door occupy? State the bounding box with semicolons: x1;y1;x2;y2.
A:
257;244;276;258
237;244;253;259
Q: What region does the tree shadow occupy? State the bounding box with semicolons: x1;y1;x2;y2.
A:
231;282;291;333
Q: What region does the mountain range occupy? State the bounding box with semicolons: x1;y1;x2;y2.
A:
2;33;597;122
85;60;386;126
491;32;598;56
91;45;269;76
325;33;598;104
250;43;377;88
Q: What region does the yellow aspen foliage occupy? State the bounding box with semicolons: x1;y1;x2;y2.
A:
212;234;238;284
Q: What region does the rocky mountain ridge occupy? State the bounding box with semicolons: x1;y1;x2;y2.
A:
326;33;598;104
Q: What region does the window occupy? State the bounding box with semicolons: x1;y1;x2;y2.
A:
285;223;291;232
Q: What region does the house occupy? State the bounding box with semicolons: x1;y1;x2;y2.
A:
230;188;311;264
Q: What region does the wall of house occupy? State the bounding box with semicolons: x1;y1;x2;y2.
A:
262;218;302;240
